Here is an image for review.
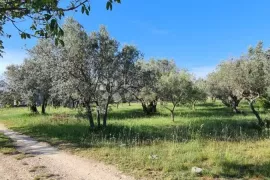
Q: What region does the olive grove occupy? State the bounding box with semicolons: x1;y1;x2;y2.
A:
1;18;205;127
2;18;270;129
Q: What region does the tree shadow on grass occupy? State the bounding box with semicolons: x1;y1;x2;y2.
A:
55;102;257;122
108;108;146;120
172;108;235;118
107;105;236;121
220;161;270;179
0;133;14;149
11;116;268;150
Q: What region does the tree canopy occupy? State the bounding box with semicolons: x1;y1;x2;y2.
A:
206;41;270;127
0;0;121;56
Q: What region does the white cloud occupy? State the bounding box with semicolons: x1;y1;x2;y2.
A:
0;49;27;75
190;66;216;79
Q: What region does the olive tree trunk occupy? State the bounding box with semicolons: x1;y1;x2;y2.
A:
191;100;197;110
141;101;157;115
170;110;175;122
231;100;241;113
41;99;47;114
163;104;176;122
231;96;241;114
85;102;95;128
102;96;111;127
249;99;264;127
95;102;101;128
142;102;150;115
30;104;38;113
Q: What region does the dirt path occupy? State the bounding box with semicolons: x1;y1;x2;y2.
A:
0;123;134;180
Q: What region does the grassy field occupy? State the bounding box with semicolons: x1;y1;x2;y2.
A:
0;102;270;179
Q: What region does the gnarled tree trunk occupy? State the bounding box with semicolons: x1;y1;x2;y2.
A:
85;102;95;128
231;97;241;114
41;99;47;114
95;102;101;128
141;101;157;115
102;96;111;127
170;110;175;122
249;99;264;127
148;101;157;113
142;102;150;115
211;97;216;103
30;104;38;113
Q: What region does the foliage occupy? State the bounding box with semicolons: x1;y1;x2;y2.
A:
0;79;13;106
206;60;242;113
206;41;270;126
4;53;53;114
188;78;208;110
158;70;193;121
256;97;270;111
48;18;142;127
125;60;156;114
0;0;121;56
127;59;177;115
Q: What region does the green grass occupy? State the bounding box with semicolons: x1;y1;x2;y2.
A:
0;133;17;155
0;102;270;179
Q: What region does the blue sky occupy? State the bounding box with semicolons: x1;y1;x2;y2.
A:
1;0;270;78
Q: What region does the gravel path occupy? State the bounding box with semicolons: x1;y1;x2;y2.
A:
0;123;134;180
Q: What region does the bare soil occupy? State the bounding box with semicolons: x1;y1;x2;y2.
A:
0;123;134;180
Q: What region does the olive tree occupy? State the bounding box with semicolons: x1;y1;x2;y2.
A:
53;18;141;128
208;42;270;127
207;60;243;113
127;59;176;115
127;60;159;115
0;79;16;107
53;18;98;128
158;71;193;121
189;78;207;110
235;42;268;126
4;61;41;113
26;40;58;114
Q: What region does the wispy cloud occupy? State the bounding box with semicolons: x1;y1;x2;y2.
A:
151;28;169;35
131;20;169;36
0;49;27;75
190;66;216;79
